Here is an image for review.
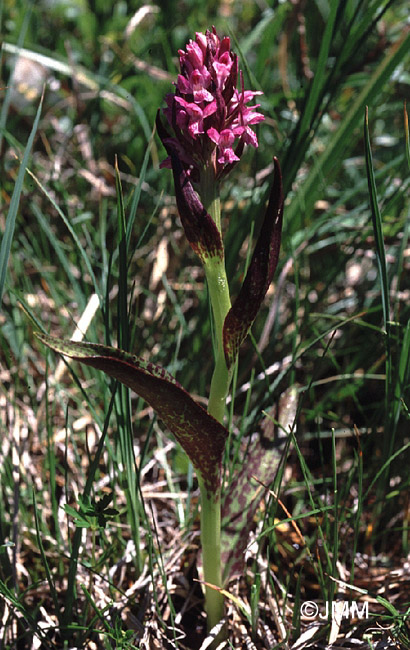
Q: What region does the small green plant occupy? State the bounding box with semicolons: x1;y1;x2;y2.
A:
37;28;286;633
64;493;119;530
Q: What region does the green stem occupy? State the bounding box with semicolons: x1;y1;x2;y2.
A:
198;482;224;628
199;167;232;412
200;163;222;233
198;165;233;631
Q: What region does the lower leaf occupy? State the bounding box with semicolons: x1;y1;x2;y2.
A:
36;333;228;497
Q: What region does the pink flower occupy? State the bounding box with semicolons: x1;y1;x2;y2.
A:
174;96;217;137
183;40;204;69
211;52;233;90
158;27;265;180
207;127;244;164
177;70;213;103
234;106;265;147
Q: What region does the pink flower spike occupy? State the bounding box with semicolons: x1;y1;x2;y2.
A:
158;27;266;177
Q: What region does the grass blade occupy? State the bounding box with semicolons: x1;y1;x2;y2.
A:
60;392;115;634
33;493;61;623
114;158;140;571
405;102;410;170
26;168;101;304
0;92;43;304
364;107;390;330
294;0;339;149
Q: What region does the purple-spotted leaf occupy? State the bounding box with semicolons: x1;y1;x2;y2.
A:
36;333;228;497
170;152;224;264
223;157;283;369
220;385;298;582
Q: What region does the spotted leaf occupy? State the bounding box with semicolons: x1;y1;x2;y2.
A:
36;333;228;497
170;152;224;264
223;157;283;368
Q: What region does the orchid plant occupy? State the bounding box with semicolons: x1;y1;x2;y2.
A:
37;28;285;633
